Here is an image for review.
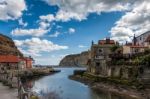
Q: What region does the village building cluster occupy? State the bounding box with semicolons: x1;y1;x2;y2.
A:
87;31;150;86
0;55;33;87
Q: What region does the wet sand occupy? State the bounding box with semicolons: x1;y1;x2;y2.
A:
0;83;17;99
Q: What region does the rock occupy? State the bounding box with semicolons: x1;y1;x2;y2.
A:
0;33;22;56
59;51;89;66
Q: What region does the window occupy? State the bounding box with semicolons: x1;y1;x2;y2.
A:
96;62;100;66
99;49;102;53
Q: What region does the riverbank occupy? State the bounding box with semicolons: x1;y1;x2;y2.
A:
69;72;150;99
0;67;60;99
0;83;17;99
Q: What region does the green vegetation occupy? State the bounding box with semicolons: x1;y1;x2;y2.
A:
30;95;39;99
110;45;120;52
72;72;144;89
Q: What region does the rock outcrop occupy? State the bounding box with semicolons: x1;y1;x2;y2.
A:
0;34;22;56
59;51;89;66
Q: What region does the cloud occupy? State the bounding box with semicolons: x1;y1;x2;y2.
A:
11;14;54;37
0;0;26;21
110;0;150;43
39;14;55;22
49;31;60;37
68;28;75;34
14;38;68;56
18;18;28;27
43;0;132;21
11;27;50;37
78;45;86;48
42;0;150;43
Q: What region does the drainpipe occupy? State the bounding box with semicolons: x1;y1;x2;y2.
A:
17;55;20;99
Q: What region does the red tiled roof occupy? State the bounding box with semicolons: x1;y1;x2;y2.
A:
0;55;19;63
98;40;115;45
130;46;148;48
19;57;33;61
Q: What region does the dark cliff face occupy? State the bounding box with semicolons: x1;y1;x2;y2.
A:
0;34;23;56
59;51;89;66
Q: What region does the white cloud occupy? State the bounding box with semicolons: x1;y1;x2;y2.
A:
14;38;68;56
110;0;150;43
68;28;75;34
11;14;53;37
78;45;86;48
39;21;50;29
18;18;28;27
0;0;26;21
49;31;60;37
42;0;150;43
39;14;55;22
11;28;50;37
43;0;133;21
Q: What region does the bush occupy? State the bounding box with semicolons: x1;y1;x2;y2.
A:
73;70;86;76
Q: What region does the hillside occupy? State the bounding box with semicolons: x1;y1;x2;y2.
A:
59;51;89;66
0;34;23;56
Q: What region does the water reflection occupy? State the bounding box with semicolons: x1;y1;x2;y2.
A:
25;68;130;99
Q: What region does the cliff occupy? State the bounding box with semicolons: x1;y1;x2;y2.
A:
59;51;89;66
0;34;23;56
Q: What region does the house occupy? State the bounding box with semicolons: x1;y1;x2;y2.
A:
88;38;116;75
145;35;150;48
0;55;20;71
123;45;147;55
135;31;150;46
0;55;20;82
0;55;33;71
123;34;148;55
19;57;33;69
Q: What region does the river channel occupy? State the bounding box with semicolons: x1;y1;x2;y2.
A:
26;68;130;99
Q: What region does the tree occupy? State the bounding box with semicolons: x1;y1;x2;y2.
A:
110;45;120;52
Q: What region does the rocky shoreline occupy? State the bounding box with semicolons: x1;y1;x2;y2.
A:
69;73;150;99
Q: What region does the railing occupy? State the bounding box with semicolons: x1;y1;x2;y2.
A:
18;80;30;99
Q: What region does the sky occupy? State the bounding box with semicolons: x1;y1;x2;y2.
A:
0;0;150;65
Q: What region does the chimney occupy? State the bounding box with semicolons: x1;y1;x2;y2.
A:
106;37;110;44
91;40;94;46
133;34;137;46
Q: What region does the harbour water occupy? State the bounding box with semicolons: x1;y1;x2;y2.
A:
26;68;130;99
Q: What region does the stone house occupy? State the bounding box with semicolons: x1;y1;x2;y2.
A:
136;31;150;46
88;38;116;76
0;55;20;71
145;35;150;48
123;33;149;55
123;45;148;55
0;55;20;83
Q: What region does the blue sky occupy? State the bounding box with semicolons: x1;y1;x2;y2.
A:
0;0;149;65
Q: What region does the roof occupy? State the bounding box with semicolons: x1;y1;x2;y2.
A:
20;57;33;61
136;31;150;38
129;46;148;48
0;55;19;63
145;35;150;42
98;40;115;45
126;43;132;46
